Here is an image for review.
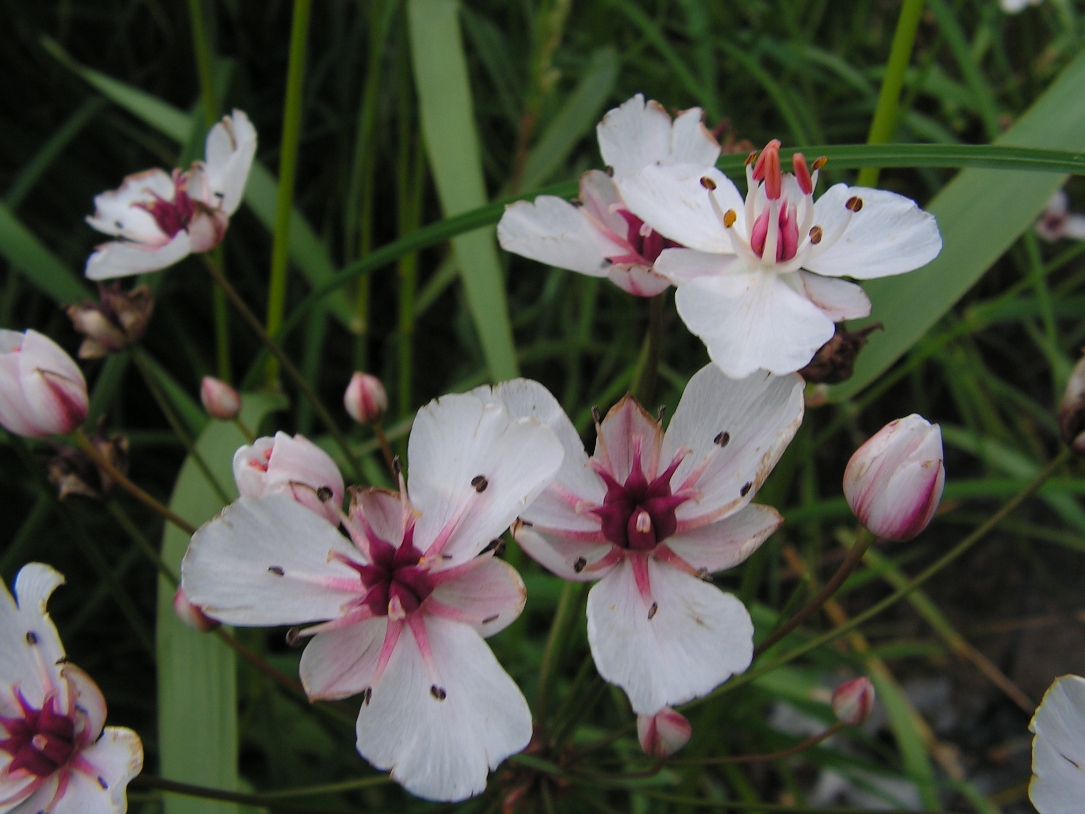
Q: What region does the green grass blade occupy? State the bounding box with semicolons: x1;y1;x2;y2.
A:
156;394;285;814
0;201;90;304
830;51;1085;401
408;0;519;381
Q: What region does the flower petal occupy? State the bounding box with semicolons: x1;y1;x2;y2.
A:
497;196;619;276
586;558;754;714
182;494;362;626
596;95;675;180
669;108;721;169
408;393;564;563
85;231;193;280
804;184;942;280
674;270;836;378
663;504;782;573
608;264;672;297
427;558;526;636
793;271;871;321
1030;675;1085;814
202;110;257;215
356;615;532;802
300;616;388;700
53;727;143;814
64;664;107;745
618;164;743;253
1064;214;1085;240
85;168;174;243
597;395;664;484
0;564;67;710
654;248;734;286
265;432;345;523
17;330;88;437
514;523;614;581
663;365;804;525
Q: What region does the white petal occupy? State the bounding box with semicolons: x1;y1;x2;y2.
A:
265;432;345;524
497;197;618;276
1063;214;1085;240
586;558;754;714
663;504;782;573
578;169;631;238
618;164;743;253
0;564;67;710
0;348;38;436
596;395;664;485
514;524;614;581
794;271;871;321
85;168;174;243
596;95;674;180
233;436;274;496
408;393;564;564
17;331;88;437
804;184;942;280
54;727;143;814
64;663;108;744
1030;675;1085;813
182;494;362;626
85;232;193;280
427;558;526;636
202;110;257;215
300;617;387;700
608;264;672;297
669;107;721;168
654;248;735;285
674;270;836;378
356;616;532;802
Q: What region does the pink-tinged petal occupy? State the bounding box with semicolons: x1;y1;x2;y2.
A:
586;558;754;714
663;504;781;573
426;558;525;636
202;109;257;216
607;264;672;297
349;488;406;553
596;95;675;180
0;564;67;709
356;615;532;802
513;523;615;581
232;436;274;496
637;706;692;757
9;776;60;813
63;664;107;746
84;231;193;280
662;365;804;523
804;184;942;280
793;271;871;321
16;331;88;436
674;269;836;378
596;396;664;485
0;334;40;437
85;168;175;243
578;169;632;238
497;196;622;276
1030;675;1085;814
264;432;345;523
300;616;388;700
654;248;735;285
183;206;229;253
53;727;142;814
408;392;564;563
181;494;362;626
669;108;721;168
618;164;743;253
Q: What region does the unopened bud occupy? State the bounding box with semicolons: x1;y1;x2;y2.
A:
1058;352;1085;453
832;677;875;726
637;706;692;758
200;376;241;420
173;586;219;632
344;371;388;424
843;415;945;541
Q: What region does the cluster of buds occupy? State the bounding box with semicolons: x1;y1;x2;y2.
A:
66;283;154;359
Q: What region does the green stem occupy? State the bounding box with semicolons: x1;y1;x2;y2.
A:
130;775;356;814
397;131;424;421
535;581;581;731
856;0;925;188
668;722;844;766
631;292;667;405
265;0;313;386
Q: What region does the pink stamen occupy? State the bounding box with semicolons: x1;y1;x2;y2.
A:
793;153;813;195
751;140;782;200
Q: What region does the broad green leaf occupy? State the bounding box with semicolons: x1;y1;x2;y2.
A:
0;202;90;305
156;394;285;814
830;51;1085;400
40;37;353;327
518;47;619;191
407;0;519;381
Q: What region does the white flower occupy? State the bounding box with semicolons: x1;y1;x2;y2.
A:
85;110;256;280
182;389;564;801
1035;191;1085;242
1030;674;1085;813
486;365;804;714
0;330;88;438
232;432;345;526
0;564;143;813
497;94;720;297
1001;0;1043;13
617;139;942;378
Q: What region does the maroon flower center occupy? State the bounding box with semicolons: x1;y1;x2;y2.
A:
591;447;690;551
351;527;435;616
615;210;680;265
0;693;76;777
136;172;197;238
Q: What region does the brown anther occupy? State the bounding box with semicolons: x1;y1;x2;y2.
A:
700;176;717;191
845;196;864;212
591;406;602;425
430;685;447;701
809;225;824;245
268;566;285;576
740;482;753;497
482;614;499;624
723;210;738;228
573;557;587;573
713;431;730;447
744;150;758;166
648;602;659;620
471;475;488;493
25;631;37;645
812;156;827;171
316;486;333;502
392;456;403;475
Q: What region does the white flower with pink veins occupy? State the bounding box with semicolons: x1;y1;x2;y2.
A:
85;110;256;280
0;564;143;813
486;365;804;714
497;94;720;297
617;139;943;378
181;390;564;802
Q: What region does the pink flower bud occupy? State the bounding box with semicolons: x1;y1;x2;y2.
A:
843;415;945;541
173;586;220;632
233;432;344;525
637;706;692;758
0;330;88;437
200;376;241;420
832;676;875;726
1058;352;1085;453
344;371;387;424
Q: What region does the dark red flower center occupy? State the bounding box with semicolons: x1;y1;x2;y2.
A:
350;525;435;616
615;210;680;265
136;172;197;238
0;693;76;777
591;446;690;551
